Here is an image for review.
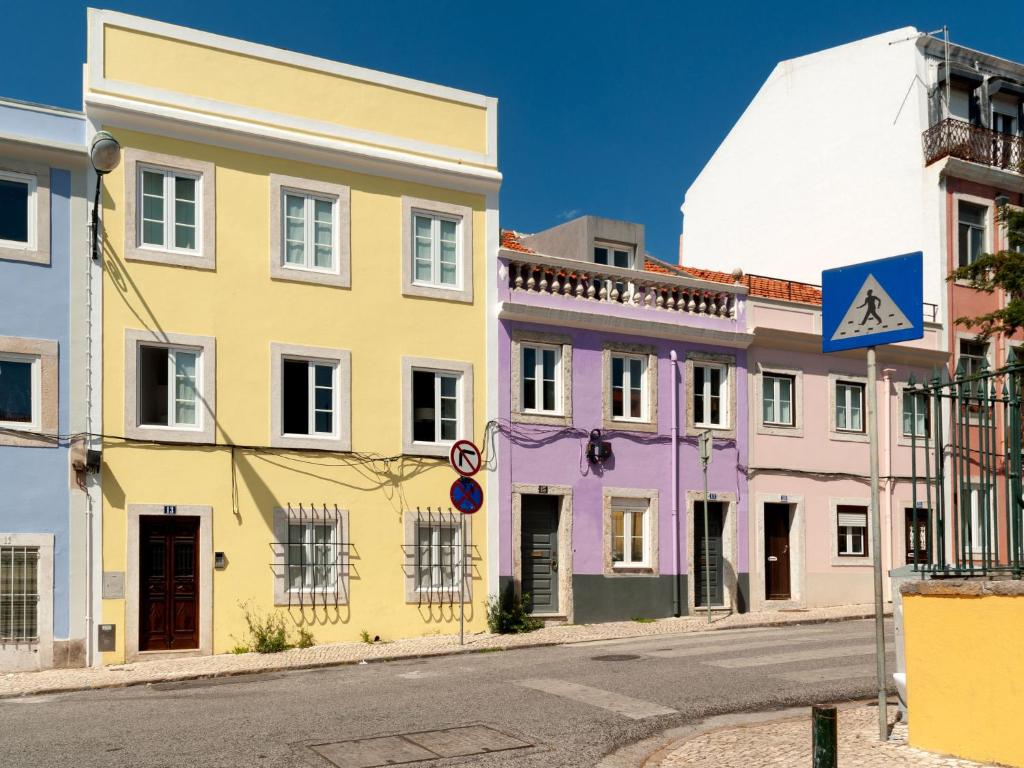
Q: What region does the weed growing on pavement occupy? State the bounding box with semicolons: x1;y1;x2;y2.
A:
485;586;543;634
632;617;656;623
360;629;372;644
235;601;314;653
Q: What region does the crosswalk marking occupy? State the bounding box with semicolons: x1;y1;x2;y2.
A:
776;664;879;683
516;679;676;720
641;631;844;659
707;643;878;668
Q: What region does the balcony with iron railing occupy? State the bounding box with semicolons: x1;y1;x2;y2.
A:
499;250;747;326
922;117;1024;174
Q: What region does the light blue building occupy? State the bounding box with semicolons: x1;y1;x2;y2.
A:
0;98;88;670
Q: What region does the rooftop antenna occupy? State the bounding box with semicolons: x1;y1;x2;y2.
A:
890;26;950;115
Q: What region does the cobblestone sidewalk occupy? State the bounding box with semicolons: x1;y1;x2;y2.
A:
657;704;994;768
1;603;881;698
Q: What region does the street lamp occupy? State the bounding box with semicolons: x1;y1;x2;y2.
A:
89;131;121;261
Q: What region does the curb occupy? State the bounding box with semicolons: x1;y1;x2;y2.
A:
0;609;887;700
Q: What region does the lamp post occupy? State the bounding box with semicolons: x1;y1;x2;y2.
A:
89;131;121;261
85;130;120;667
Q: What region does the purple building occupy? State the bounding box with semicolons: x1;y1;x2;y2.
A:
496;216;753;623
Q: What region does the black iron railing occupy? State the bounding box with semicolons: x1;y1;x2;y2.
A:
907;353;1024;576
922;117;1024;174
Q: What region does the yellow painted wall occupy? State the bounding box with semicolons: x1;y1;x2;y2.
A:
100;26;489;158
99;127;490;663
904;592;1024;767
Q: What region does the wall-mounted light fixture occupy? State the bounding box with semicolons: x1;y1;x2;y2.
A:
89;131;121;261
995;193;1010;209
586;429;612;464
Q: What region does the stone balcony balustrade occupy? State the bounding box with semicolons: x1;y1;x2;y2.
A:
501;251;745;321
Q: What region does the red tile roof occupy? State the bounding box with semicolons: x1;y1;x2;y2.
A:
500;230;535;253
650;263;823;306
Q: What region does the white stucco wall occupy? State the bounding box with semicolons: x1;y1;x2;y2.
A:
681;27;945;316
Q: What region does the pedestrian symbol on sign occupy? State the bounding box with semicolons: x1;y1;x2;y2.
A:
829;274;911;343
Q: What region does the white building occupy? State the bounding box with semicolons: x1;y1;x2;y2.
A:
681;27;1024;335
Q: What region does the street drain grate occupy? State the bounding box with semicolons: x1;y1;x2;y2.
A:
591;654;641;662
310;725;532;767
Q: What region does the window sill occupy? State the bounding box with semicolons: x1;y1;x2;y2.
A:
688;423;736;440
274;592;346;607
270;262;349;288
830;430;869;444
125;246;215;271
608;566;657;577
126;424;213;445
830;556;873;567
402;282;473;304
512;410;572;427
756;423;803;438
271;432;351;453
403;442;454;459
603;417;657;434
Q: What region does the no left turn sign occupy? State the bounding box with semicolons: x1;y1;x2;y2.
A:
449;439;482;477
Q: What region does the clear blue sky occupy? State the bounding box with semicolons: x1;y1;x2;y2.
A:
6;0;1022;264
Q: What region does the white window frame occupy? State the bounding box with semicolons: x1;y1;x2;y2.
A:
693;362;729;428
0;352;41;432
901;389;930;438
401;197;473;303
593;242;635;269
610;353;648;422
125;330;216;445
137;164;202;256
401;357;473;458
270;343;351;452
285;519;339;594
967;485;997;556
411;209;461;290
511;331;572;427
835;504;869;559
610;498;650;569
761;372;794;427
835;381;865;433
280;188;338;274
281;357;338;439
272;507;349;607
414;522;464;592
411;368;461;446
520;343;562;416
0;169;37;252
137;344;203;431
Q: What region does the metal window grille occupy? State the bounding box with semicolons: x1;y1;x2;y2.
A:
907;354;1024;576
403;507;471;606
0;546;39;642
274;504;349;609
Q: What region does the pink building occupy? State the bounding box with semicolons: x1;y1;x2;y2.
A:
688;267;948;609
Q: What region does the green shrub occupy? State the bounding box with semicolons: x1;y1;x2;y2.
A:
230;644;249;655
296;628;315;649
360;629;372;644
632;617;656;624
238;602;291;653
485;586;543;634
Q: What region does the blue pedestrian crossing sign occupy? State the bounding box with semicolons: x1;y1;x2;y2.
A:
822;252;924;353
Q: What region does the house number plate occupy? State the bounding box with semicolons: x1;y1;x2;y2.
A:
163;505;177;515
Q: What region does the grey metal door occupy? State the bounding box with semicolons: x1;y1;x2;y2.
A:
695;501;724;607
522;495;559;614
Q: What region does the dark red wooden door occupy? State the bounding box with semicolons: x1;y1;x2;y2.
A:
764;503;791;600
140;515;199;651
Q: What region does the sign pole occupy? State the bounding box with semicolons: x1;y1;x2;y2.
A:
460;512;466;646
867;346;887;740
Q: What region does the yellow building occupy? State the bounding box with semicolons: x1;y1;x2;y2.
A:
85;10;500;663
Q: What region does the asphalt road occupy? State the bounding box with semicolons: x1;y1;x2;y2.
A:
0;617;894;768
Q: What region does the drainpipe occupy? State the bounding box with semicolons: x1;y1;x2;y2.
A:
670;350;680;616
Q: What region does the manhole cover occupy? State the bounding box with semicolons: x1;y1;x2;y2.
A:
591;654;641;662
311;725;531;767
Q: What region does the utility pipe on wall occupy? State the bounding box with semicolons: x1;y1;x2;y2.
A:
670;350;680;616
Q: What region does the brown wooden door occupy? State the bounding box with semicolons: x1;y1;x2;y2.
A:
764;503;791;600
140;515;200;651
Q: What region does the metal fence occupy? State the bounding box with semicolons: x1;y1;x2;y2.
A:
907;354;1024;576
276;503;349;609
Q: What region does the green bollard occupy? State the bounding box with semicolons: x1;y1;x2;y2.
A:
812;705;837;768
